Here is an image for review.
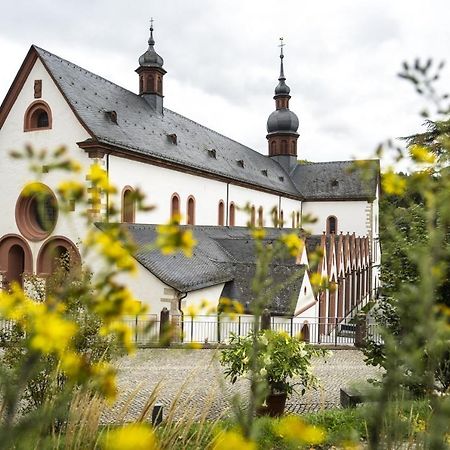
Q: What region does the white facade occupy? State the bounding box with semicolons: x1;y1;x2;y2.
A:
0;46;380;344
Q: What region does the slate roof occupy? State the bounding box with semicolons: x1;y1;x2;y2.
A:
291;160;379;201
33;46;300;198
97;224;307;315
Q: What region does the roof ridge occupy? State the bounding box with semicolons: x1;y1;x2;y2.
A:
33;45;138;98
164;108;263;156
299;158;378;166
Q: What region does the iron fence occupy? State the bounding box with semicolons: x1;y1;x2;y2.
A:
0;314;382;348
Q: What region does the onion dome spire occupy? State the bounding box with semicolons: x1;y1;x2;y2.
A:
266;38;299;170
136;18;167;114
138;18;164;68
275;37;291;96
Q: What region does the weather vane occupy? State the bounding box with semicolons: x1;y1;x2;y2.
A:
150;17;154;29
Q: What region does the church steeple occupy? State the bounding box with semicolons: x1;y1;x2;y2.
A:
136;19;166;114
266;38;299;173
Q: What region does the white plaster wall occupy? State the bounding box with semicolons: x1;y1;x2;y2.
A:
0;58;92;268
108;155;227;225
302;200;369;236
228;184;301;228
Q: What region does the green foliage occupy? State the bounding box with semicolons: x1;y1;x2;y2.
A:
220;330;328;396
362;58;450;449
0;261;121;418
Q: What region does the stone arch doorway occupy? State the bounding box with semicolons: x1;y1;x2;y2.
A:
301;322;310;343
0;234;33;288
37;236;80;276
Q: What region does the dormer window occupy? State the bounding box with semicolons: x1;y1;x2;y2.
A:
167;133;177;145
24;101;52;132
208;149;217;159
236;159;244;168
261;169;268;177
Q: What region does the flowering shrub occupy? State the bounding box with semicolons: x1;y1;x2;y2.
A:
220;330;329;396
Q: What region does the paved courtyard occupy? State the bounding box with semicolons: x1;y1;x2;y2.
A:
103;348;381;423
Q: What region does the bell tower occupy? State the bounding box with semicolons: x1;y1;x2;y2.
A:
136;19;166;114
266;38;299;173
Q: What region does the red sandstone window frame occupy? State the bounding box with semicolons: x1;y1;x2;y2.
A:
170;193;180;219
15;183;58;242
187;196;195;225
36;236;81;276
121;186;136;223
250;206;256;227
24;100;52;132
0;234;33;288
218;200;225;226
258;206;264;227
326;215;338;234
229;202;235;226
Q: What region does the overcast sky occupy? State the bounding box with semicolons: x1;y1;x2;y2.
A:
1;0;449;164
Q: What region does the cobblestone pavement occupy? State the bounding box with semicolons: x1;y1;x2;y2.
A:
103;349;381;423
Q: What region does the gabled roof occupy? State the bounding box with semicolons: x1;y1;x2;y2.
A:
98;224;307;315
30;46;301;198
291;160;379;201
0;45;381;202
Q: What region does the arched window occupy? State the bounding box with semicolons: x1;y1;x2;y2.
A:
171;194;180;219
270;141;277;154
24;100;52;131
157;76;162;94
326;216;338;234
218;200;224;226
0;234;33;288
281;140;287;153
187;196;195;225
146;74;154;92
229;203;235;226
250;206;256;227
122;187;135;223
258;207;264;227
15;183;58;241
37;236;80;276
301;322;310;343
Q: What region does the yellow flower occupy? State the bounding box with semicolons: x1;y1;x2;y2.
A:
88;163;116;194
252;228;266;240
213;430;256;450
92;362;118;403
280;233;304;257
382;171;407;195
102;424;158;450
101;321;135;354
310;272;329;290
30;312;77;355
60;351;83;377
156;219;197;257
187;342;203;349
409;144;436;164
57;180;85;201
276;415;325;445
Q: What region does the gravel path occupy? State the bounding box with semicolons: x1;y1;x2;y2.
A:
103;348;380;422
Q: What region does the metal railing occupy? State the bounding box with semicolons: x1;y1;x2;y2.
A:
0;314;383;348
121;314;383;347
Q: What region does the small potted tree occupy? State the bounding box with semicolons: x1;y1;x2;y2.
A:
220;330;329;416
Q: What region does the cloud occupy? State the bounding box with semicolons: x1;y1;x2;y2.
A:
0;0;449;165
